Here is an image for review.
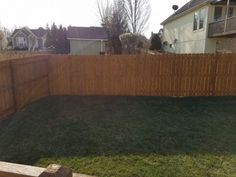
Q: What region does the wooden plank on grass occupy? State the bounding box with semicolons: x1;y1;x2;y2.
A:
0;161;44;177
0;161;96;177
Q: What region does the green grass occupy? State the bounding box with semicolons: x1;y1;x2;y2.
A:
0;96;236;177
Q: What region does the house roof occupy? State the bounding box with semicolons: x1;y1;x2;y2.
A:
67;26;109;40
11;27;46;38
31;28;47;38
12;28;31;37
162;0;236;25
12;29;20;37
161;0;211;25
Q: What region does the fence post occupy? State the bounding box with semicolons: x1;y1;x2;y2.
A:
69;55;73;95
38;164;72;177
210;54;218;96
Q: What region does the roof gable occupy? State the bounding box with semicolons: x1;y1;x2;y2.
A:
12;28;31;38
31;28;47;38
11;27;46;38
67;26;109;40
162;0;210;25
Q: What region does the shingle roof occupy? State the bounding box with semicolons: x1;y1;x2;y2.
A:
161;0;210;25
31;28;47;38
67;26;109;40
12;28;31;37
12;29;20;37
11;27;46;38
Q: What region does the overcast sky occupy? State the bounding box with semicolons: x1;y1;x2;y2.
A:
0;0;189;37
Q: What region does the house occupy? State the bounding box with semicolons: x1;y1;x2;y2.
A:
67;26;109;55
161;0;236;53
11;27;47;51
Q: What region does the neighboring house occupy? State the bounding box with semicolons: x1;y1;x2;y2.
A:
11;27;47;51
161;0;236;53
67;26;109;55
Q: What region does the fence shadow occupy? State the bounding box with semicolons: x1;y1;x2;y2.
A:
0;96;236;165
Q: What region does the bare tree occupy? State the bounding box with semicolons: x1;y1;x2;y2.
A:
97;0;129;54
124;0;151;34
0;25;9;51
0;31;3;51
97;0;112;26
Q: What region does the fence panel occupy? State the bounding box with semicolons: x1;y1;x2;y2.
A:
0;61;15;119
49;55;71;95
48;54;236;97
11;56;50;109
214;54;236;96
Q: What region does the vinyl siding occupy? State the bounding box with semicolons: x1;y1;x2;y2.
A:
163;5;209;54
69;40;106;55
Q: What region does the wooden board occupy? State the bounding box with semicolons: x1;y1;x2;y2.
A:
0;161;95;177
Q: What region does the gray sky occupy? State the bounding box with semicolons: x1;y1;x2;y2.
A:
0;0;188;37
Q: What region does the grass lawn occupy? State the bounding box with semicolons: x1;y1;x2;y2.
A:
0;96;236;177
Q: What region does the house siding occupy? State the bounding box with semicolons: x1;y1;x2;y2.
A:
205;4;236;53
163;6;209;54
69;40;106;55
163;2;236;54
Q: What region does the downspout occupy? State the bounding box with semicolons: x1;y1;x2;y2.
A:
204;6;209;53
100;40;103;53
224;0;230;32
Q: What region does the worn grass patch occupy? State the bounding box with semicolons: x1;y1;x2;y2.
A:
0;96;236;177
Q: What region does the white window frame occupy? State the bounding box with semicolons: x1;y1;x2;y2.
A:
193;8;206;31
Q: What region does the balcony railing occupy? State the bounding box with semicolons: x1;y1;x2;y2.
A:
208;16;236;37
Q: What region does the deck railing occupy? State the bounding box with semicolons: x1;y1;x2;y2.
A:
208;16;236;37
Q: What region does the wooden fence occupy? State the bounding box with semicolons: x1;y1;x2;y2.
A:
0;56;50;119
49;54;236;96
0;61;14;117
0;54;236;119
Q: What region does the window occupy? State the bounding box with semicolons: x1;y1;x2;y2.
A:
214;7;223;21
17;37;24;44
193;12;199;31
16;37;26;48
199;9;206;29
193;9;206;31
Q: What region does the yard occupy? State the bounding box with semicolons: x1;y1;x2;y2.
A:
0;96;236;177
